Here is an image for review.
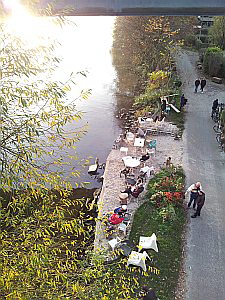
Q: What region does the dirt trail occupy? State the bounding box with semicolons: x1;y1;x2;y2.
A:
176;49;225;300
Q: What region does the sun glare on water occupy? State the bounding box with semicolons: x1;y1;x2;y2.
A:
3;0;57;47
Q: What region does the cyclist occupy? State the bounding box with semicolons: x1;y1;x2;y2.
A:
211;99;219;120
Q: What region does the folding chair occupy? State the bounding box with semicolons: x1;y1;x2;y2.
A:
147;140;157;157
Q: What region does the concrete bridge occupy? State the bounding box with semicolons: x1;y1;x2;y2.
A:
38;0;225;16
1;0;225;16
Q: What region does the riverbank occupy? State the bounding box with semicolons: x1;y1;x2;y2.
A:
94;126;184;253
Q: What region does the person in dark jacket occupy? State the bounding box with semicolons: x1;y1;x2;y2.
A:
139;286;158;300
180;94;186;110
200;78;206;93
194;79;200;93
140;153;150;162
191;190;205;218
161;98;167;112
211;99;219;118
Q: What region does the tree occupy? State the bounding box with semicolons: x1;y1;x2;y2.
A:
112;16;197;97
209;17;225;50
0;22;90;190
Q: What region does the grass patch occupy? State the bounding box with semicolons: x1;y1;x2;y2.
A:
128;166;186;299
167;95;186;133
129;201;186;300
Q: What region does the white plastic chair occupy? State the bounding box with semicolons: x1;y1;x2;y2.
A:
127;251;150;272
138;233;158;252
148;148;156;157
108;237;121;251
126;132;135;144
120;147;128;156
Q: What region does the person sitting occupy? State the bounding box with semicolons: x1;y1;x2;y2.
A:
138;171;147;182
121;184;133;196
131;183;144;198
140;153;150;162
114;205;127;215
120;167;130;178
108;213;124;225
165;157;172;168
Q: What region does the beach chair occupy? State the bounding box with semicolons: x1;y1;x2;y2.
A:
127;251;150;272
138;233;158;252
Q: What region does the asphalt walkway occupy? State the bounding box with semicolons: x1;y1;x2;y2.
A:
176;49;225;300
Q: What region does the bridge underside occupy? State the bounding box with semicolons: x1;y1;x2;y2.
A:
1;0;225;16
38;0;225;16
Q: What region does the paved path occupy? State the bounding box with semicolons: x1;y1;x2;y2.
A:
176;50;225;300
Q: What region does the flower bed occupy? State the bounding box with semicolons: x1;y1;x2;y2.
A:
146;166;185;221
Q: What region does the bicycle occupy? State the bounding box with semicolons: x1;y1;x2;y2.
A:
211;107;220;122
216;133;225;152
213;122;223;133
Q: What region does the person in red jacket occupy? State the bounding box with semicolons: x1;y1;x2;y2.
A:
191;190;205;218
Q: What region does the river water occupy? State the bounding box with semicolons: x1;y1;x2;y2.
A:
53;17;133;188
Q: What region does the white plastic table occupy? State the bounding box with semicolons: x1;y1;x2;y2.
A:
134;138;145;147
122;156;140;168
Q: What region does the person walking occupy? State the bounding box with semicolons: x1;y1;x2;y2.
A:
191;190;205;218
194;79;200;93
185;181;202;209
200;78;206;93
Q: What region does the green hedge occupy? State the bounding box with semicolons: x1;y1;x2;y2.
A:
203;47;225;77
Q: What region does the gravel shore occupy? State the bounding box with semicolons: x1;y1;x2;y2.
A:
94;129;184;253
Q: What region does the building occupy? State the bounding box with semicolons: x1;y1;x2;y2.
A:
195;16;214;43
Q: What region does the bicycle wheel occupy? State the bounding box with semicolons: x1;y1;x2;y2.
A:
216;134;221;145
213;124;222;133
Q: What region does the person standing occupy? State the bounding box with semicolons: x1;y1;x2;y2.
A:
139;286;158;300
194;79;200;93
185;182;202;209
200;78;206;93
191;190;205;218
161;98;167;112
211;99;219;119
180;94;186;110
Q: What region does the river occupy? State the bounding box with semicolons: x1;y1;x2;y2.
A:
52;17;134;188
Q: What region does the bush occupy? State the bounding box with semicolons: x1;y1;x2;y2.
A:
203;47;225;77
184;34;203;50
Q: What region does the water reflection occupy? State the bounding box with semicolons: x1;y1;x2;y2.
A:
51;17;122;188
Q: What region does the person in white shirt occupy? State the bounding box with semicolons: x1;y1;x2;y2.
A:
185;182;202;209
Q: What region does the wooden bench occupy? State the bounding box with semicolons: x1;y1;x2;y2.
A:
212;77;222;84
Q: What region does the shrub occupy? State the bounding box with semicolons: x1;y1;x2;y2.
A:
203;47;225;77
